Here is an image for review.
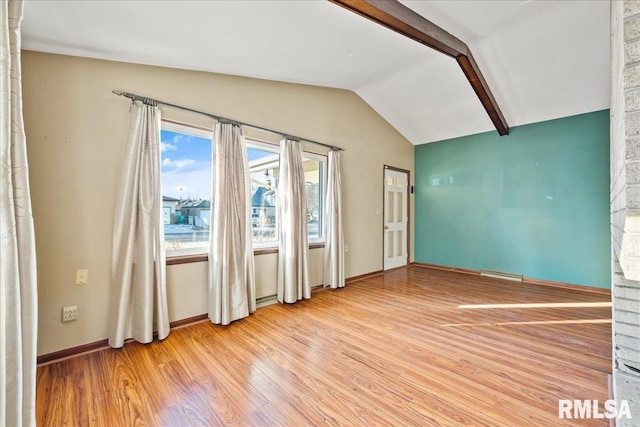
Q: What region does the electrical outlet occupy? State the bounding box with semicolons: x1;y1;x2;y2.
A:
62;305;78;322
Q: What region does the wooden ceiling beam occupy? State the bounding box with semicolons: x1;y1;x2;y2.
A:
329;0;509;136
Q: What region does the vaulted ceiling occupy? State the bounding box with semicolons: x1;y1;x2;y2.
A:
21;0;610;145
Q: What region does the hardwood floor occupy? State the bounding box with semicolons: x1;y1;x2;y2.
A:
36;267;612;426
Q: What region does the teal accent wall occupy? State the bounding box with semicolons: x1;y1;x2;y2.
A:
414;110;611;289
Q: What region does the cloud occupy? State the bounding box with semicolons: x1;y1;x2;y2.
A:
162;158;195;169
162;167;212;200
172;134;190;144
160;142;177;153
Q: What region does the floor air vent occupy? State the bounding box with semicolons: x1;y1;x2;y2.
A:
480;270;523;282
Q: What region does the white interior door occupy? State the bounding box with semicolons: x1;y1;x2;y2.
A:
384;167;408;270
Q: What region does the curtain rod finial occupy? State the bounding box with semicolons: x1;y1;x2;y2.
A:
112;90;123;96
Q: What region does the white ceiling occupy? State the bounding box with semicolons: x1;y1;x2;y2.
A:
21;0;610;145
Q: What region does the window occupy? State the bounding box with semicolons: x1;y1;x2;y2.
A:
161;122;212;255
302;152;325;242
160;121;326;256
246;140;326;247
247;141;280;246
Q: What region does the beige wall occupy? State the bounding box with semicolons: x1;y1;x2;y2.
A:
22;51;414;356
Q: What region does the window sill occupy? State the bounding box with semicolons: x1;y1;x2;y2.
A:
166;243;325;266
166;254;208;266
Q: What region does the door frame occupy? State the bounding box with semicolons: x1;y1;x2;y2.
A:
382;165;411;270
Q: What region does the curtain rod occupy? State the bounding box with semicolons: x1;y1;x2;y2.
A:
112;90;344;151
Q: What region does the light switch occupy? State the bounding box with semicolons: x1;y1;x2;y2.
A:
75;269;88;285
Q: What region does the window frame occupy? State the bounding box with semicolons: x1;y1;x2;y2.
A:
162;119;212;141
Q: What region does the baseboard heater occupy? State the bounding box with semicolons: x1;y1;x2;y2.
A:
256;294;278;308
480;270;523;282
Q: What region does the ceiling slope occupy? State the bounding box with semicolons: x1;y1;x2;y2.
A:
330;0;509;136
21;0;610;144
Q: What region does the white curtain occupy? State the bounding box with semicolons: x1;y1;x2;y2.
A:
323;150;345;289
109;102;169;348
277;139;311;303
1;1;38;425
208;122;256;324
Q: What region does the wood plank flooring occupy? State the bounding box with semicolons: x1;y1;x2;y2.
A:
36;267;612;426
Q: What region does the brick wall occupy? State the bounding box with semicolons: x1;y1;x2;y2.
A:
612;1;640;422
